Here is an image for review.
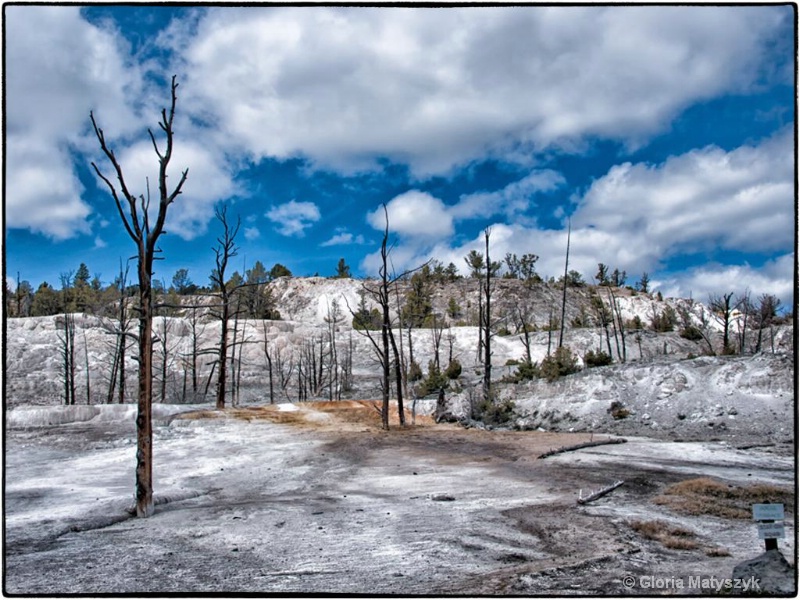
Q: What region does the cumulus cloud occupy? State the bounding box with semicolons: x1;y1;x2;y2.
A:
5;136;91;239
361;131;795;297
655;253;795;308
320;231;366;247
244;227;260;241
571;127;794;265
4;5;145;239
450;170;565;222
167;5;790;176
367;191;454;240
5;6;243;242
361;170;567;274
266;200;321;237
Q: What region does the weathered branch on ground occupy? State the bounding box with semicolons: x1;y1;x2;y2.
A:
537;437;627;459
577;480;624;505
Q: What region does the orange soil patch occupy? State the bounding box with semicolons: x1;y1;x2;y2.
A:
175;400;438;430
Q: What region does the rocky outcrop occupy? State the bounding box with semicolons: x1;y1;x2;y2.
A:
731;549;795;595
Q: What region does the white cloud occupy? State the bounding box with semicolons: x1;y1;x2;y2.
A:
168;5;789;176
5;136;91;239
360;131;795;299
4;6;147;239
321;231;366;247
367;191;454;240
655;253;795;308
93;236;108;249
571;128;794;267
450;170;565;222
266;200;321;237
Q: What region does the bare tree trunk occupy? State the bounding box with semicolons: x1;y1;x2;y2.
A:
482;228;493;404
606;288;623;362
559;219;571;349
388;326;405;426
261;321;275;404
517;306;532;365
211;206;240;410
59;273;77;406
83;328;91;404
90;76;189;517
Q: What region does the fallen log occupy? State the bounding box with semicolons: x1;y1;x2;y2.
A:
577;480;625;505
537;437;627;459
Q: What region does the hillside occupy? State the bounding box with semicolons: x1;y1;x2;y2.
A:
4;276;794;443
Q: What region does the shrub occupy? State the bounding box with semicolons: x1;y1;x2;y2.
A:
584;349;613;368
509;360;540;383
608;401;630;420
626;315;644;330
419;361;449;395
476;396;516;425
540;346;580;382
679;325;703;341
445;359;462;380
408;360;423;382
497;325;512;337
650;306;677;332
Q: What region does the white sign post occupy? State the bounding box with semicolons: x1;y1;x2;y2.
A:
753;503;784;551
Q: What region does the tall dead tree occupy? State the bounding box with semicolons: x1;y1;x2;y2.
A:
105;260;132;404
349;205;426;429
709;292;739;355
481;228;493;404
558;218;571;349
58;272;77;406
209;206;241;409
90;76;188;518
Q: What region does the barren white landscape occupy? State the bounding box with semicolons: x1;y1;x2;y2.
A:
4;278;796;594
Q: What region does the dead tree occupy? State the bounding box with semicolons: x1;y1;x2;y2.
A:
185;305;206;399
348;205;427;428
392;280;410;403
755;293;781;353
324;298;344;400
208;206;241;409
154;315;181;403
607;287;626;363
260;320;276;404
274;344;295;401
590;294;614;358
90;75;188;517
558;219;571;349
735;290;753;354
481;228;493;404
57;272;77;406
709;292;739;355
105;260;132;404
515;305;534;366
82;328;91;404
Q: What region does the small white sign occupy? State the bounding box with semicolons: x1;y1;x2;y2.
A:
757;522;785;540
753;503;785;521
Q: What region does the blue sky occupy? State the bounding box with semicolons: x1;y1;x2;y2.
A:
3;4;796;306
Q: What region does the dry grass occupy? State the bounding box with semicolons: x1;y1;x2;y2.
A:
705;546;731;557
654;477;793;520
173;401;438;430
630;519;700;550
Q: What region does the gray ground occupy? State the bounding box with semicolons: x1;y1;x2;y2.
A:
4;401;795;595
